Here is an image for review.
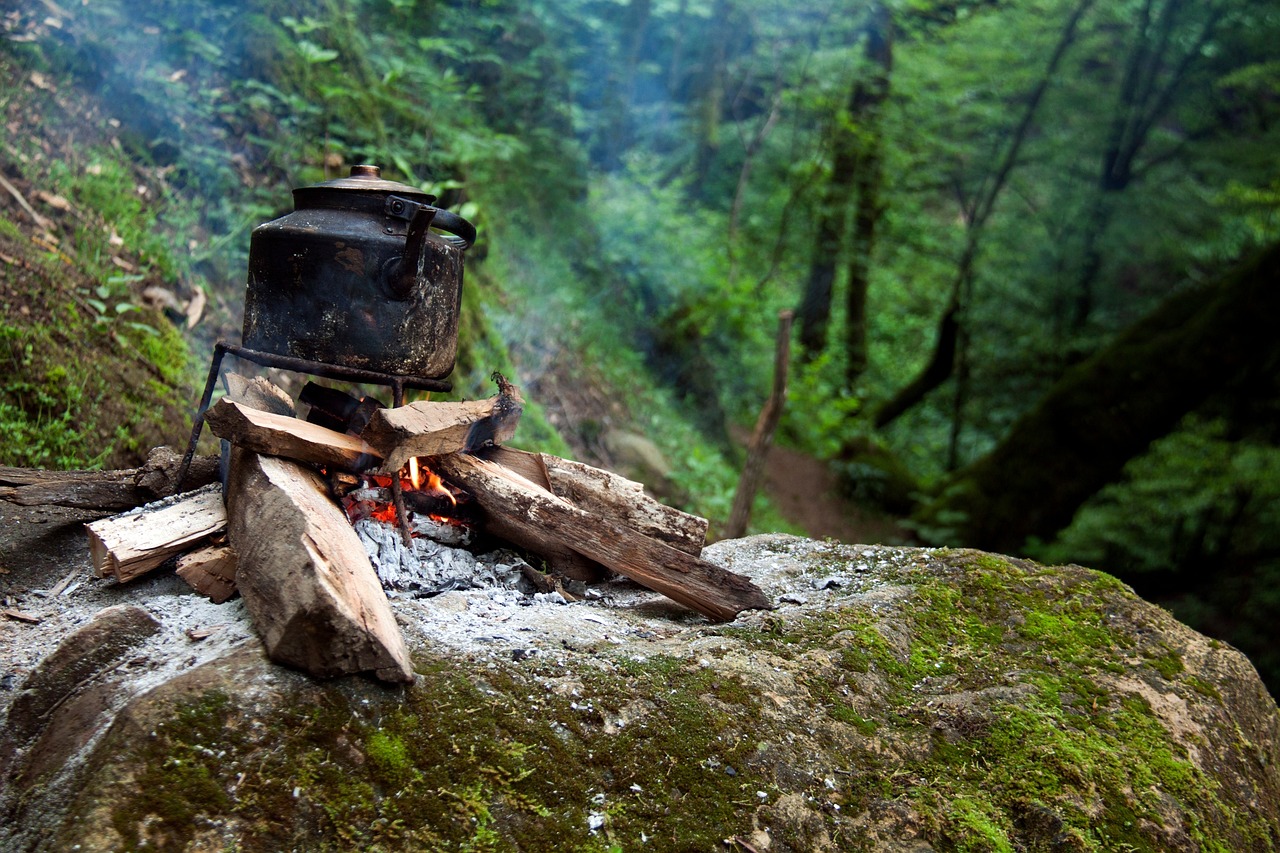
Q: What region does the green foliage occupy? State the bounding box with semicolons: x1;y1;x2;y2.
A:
1031;416;1280;690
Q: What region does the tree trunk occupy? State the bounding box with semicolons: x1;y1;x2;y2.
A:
915;241;1280;554
1068;0;1225;330
843;1;893;385
725;310;793;539
871;0;1095;428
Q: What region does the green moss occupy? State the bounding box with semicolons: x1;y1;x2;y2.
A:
92;547;1275;852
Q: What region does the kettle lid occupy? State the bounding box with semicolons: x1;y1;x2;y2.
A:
300;164;435;201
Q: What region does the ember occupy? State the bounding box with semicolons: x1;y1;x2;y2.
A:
338;459;472;536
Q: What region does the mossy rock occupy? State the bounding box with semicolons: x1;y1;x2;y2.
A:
2;536;1277;851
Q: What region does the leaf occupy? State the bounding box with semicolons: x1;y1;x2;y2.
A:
296;40;339;64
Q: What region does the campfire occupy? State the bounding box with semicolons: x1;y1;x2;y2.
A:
79;165;771;685
83;371;771;684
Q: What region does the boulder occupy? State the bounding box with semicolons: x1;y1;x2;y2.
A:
1;535;1277;851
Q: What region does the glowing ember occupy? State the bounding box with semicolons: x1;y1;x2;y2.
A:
340;458;466;534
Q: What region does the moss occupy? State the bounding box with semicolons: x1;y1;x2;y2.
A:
88;546;1277;852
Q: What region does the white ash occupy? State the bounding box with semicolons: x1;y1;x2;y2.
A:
353;518;538;598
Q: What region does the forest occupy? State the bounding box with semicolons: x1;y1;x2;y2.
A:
1;0;1278;692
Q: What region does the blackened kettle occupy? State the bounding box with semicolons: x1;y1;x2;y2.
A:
241;164;477;379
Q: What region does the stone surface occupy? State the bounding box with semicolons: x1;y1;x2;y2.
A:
0;535;1277;851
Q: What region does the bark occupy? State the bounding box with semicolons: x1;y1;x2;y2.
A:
843;1;893;385
915;241;1280;554
0;446;220;513
226;448;414;683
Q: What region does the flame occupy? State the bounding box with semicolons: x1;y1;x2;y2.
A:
341;458;462;533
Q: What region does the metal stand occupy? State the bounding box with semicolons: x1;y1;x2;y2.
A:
174;340;452;492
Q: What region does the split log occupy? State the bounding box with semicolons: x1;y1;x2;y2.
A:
362;396;516;473
225;448;413;684
431;453;772;622
176;544;238;604
458;446;606;583
85;484;227;582
223;372;296;417
203;397;382;473
480;446;708;555
0;446;220;513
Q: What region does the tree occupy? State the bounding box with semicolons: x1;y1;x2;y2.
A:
914;240;1280;554
795;3;892;365
871;0;1097;430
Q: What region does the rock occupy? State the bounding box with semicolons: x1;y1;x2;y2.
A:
1;536;1277;851
602;428;686;504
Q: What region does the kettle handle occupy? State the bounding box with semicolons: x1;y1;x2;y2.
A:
386;195;476;250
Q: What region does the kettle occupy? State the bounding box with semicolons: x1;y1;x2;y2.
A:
241;164;477;380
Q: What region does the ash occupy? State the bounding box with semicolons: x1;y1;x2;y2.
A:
353;518;550;600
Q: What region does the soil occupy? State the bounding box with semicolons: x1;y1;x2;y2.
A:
758;441;911;546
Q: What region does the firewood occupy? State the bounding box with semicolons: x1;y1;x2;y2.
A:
203;397;382;472
458;446;605;582
463;372;523;452
85;484;227;582
225;448;414;684
0;446;220;513
431;453;772;622
481;446;709;556
223;372;296;417
176;544;238;604
363;396;511;472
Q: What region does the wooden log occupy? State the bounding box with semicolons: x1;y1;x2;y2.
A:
203;397;382;473
362;397;504;473
431;453;772;622
223;372;296;417
176;544;238;604
0;446;220;513
455;446;605;582
225;448;414;684
480;446;708;555
85;484;227;582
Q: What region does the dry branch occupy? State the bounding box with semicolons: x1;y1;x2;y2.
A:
725;309;793;539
